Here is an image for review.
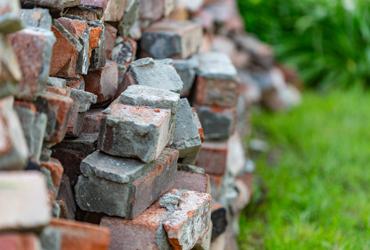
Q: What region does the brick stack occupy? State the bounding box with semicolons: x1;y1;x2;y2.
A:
0;0;270;249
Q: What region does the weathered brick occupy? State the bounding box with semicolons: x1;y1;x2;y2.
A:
65;5;104;21
172;170;211;194
111;36;137;68
195;105;236;140
104;23;117;60
75;148;178;218
7;28;55;101
81;108;104;133
210;202;227;241
0;97;28;170
20;8;51;30
0;233;40;250
117;0;139;37
193;222;212;250
172;56;198;96
100;189;211;250
34;92;73;143
40;158;64;192
139;0;175;21
84;60;118;105
177;163;205;173
98;103;171;162
122;58;183;94
119;85;180;145
66;76;85;90
195;140;228;176
47;77;67;89
141;20;202;59
0;35;22;99
56;175;77;220
170;98;202;164
13;101;47;162
0;0;23;35
195;52;239;108
50;218;110;250
0;172;50;231
192;107;204;142
80;0;109;11
88;21;106;71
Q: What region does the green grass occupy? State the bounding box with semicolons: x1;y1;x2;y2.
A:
239;89;370;249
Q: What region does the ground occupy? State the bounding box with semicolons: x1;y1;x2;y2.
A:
239;89;370;249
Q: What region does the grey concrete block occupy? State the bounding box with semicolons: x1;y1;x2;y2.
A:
75;148;179;219
195;105;236;140
172;56;198;96
125;58;184;94
20;8;52;30
170;98;202;164
120;85;180;145
98;103;171;163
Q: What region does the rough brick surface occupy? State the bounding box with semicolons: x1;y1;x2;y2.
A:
117;0;139;37
172;170;211;194
111;36;137;68
104;23;117;60
7;28;55;101
40;158;64;191
98;103;171;162
195;140;228;176
50;218;110;250
0;233;40;250
0;172;50;232
81;109;104;133
75;148;178;218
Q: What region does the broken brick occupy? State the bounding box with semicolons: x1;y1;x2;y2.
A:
40;158;64;192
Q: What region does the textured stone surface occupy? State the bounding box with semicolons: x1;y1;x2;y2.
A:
195;105;236;140
50;218;110;250
0;172;50;232
122;58;183;94
172;170;211;194
0;0;23;35
170;98;202;164
7;28;55;101
75;148;178;218
141;20;202;59
195;52;238;108
139;0;175;21
65;5;104;21
117;0;139;37
210;202;227;240
0;97;28;170
34;92;74;143
0;233;40;250
172;56;198;96
98;103;171;162
56;175;77;220
84;60;118;105
120;85;180;145
20;8;52;30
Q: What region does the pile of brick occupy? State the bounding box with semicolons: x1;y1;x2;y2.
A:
0;0;301;249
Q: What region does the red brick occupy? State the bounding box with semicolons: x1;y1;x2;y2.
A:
88;26;103;59
56;52;79;78
50;25;78;77
66;76;85;89
84;60;118;105
104;23;117;60
195;140;228;176
56;17;89;39
40;158;64;191
46;86;71;97
50;218;110;250
172;170;211;194
0;233;40;250
81;108;104;134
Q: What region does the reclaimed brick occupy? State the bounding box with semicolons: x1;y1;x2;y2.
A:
142;20;202;59
0;233;40;250
34;92;73;143
105;0;128;21
119;85;180;145
172;170;211;194
40;158;64;192
172;56;198;96
98;103;171;162
195;52;239;108
75;148;178;218
170;98;202;164
122;58;183;94
0;0;23;35
84;60;118;105
65;5;104;21
57;175;77;220
47;77;67;89
111;36;137;68
50;218;110;250
210;202;227;240
8;28;55;101
104;23;117;60
192;107;204;142
0;97;28;170
88;21;106;71
20;8;51;30
195;105;236;140
193;222;212;250
66;76;85;90
139;0;175;21
0;172;50;231
81;109;104;133
177;163;205;174
117;0;139;37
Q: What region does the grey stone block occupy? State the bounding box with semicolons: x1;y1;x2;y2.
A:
125;58;184;94
98;103;171;163
75;148;179;219
20;8;52;30
195;105;236;140
172;56;198;96
0;0;23;34
120;85;180;145
170;98;202;164
118;0;139;37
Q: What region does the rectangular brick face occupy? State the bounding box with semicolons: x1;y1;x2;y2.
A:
195;140;228;176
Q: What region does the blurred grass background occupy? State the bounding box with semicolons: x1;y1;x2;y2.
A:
238;0;370;89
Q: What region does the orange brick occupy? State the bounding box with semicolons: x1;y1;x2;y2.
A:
40;158;64;191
